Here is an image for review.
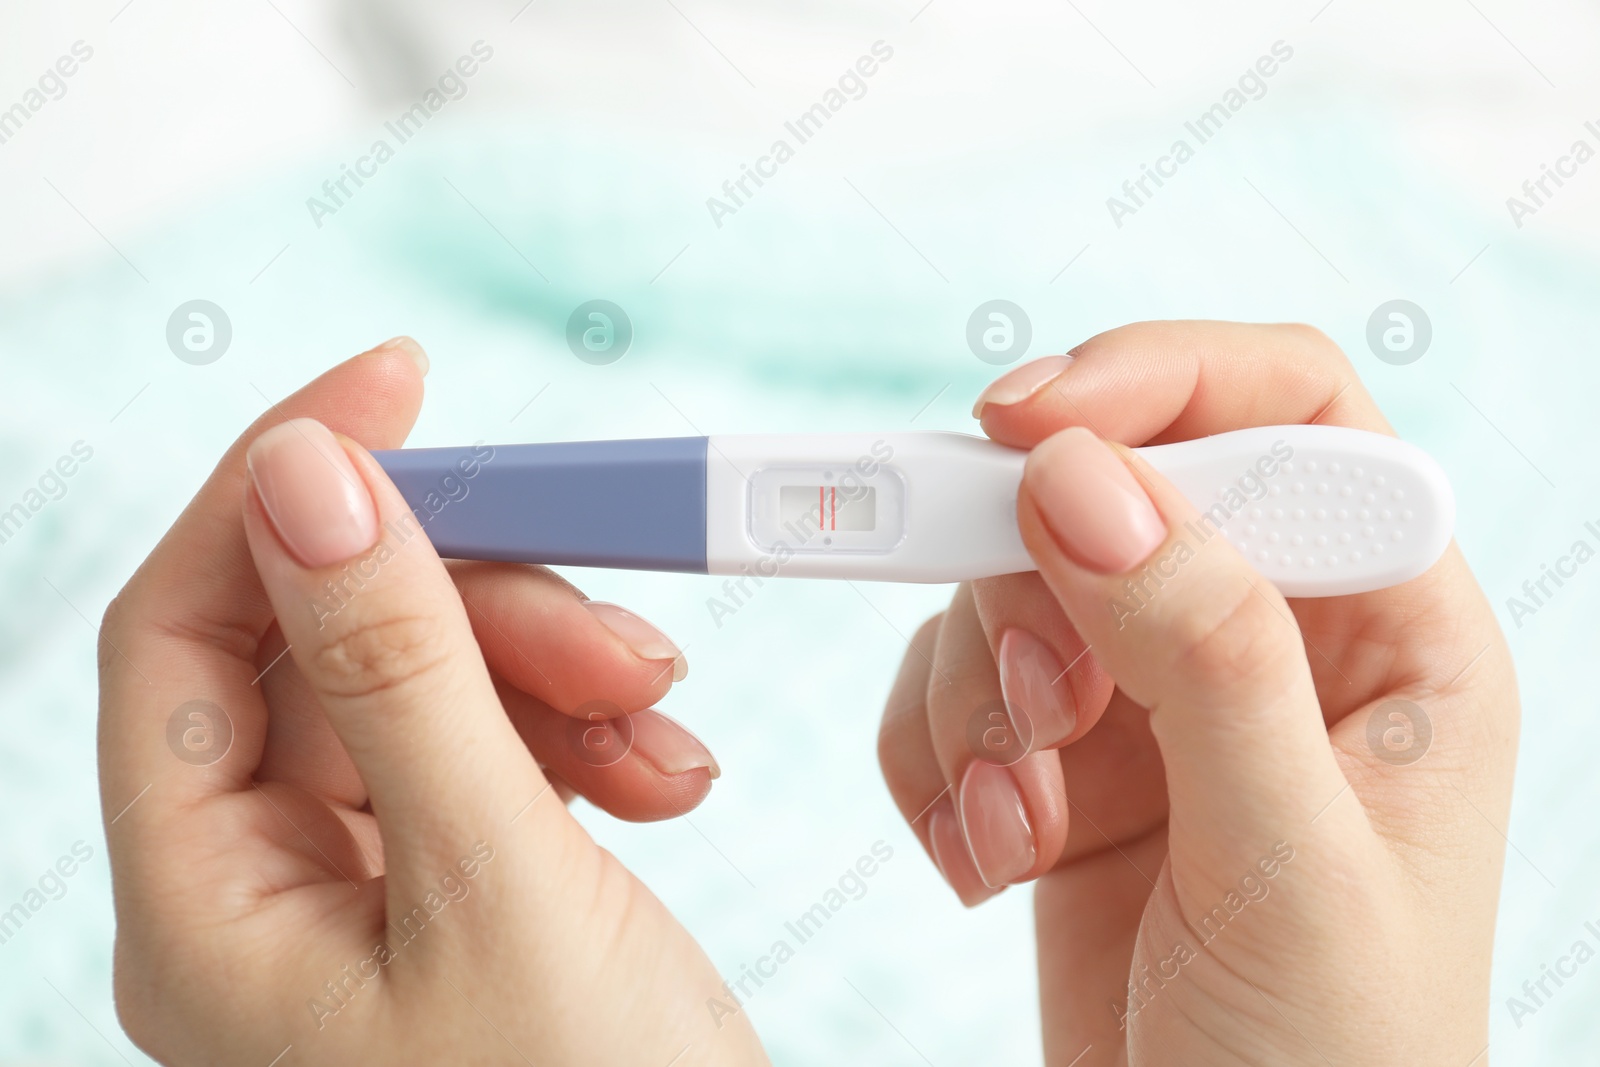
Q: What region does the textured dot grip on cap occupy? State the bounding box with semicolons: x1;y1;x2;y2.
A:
1134;425;1455;598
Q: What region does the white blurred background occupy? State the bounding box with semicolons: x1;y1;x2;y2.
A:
1;0;1597;1063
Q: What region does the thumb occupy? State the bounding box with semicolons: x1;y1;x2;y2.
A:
241;417;563;901
1017;427;1350;847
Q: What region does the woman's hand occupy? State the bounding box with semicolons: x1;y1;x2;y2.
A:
98;339;765;1066
878;321;1517;1065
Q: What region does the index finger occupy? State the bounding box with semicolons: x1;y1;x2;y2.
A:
972;320;1390;445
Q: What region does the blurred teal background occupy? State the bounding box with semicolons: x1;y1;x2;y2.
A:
2;0;1597;1063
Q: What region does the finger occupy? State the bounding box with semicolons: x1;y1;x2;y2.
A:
877;609;999;907
241;417;565;900
100;340;426;826
971;320;1495;737
448;561;686;716
964;321;1388;730
257;560;692;809
1018;426;1353;852
971;320;1389;446
256;621;366;809
1037;826;1169;1064
498;683;718;823
968;571;1115;752
1048;690;1169;864
926;586;1067;892
937;576;1160;880
965;576;1163;874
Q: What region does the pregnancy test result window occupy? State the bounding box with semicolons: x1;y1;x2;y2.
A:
779;485;877;534
747;465;906;553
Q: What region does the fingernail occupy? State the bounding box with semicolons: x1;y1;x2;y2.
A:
958;760;1037;889
247;419;379;568
372;335;429;377
583;602;688;681
972;354;1072;417
928;794;1000;907
998;629;1078;748
629;710;720;779
1027;427;1166;574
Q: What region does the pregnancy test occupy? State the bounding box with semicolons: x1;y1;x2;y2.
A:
372;426;1453;597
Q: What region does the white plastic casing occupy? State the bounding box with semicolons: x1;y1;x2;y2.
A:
705;432;1030;583
704;426;1454;596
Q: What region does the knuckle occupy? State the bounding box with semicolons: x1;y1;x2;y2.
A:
922;663;962;726
312;612;451;700
1279;321;1353;371
97;591;128;675
112;939;171;1060
877;699;924;773
1280;320;1333;347
906;614;946;668
113;989;159;1059
1169;586;1302;697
